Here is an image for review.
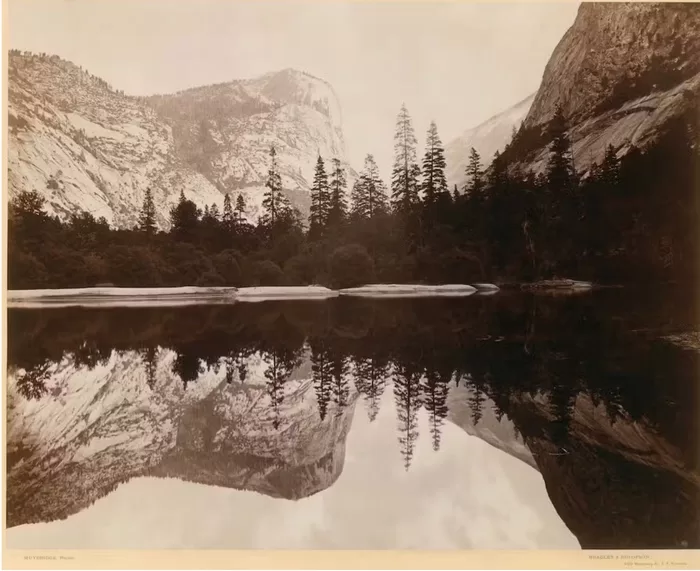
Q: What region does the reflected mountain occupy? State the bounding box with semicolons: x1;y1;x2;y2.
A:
6;291;700;548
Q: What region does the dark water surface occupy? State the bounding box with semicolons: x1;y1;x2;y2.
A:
5;289;699;549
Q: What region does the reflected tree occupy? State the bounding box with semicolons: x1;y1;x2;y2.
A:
172;346;202;391
263;346;301;429
310;340;333;420
421;367;450;451
353;355;389;422
330;354;350;410
140;346;158;390
14;362;51;400
393;363;423;471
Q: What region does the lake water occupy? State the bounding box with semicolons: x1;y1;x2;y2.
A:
5;289;699;549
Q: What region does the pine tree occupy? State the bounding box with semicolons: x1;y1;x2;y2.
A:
421;121;448;204
235;194;246;223
222;193;234;230
262;146;290;227
465;148;484;195
487;150;509;190
546;104;577;193
138;187;157;235
391;104;420;214
170;189;199;242
309;155;330;238
351;154;388;220
209;203;220;221
600;144;620;187
327;158;348;227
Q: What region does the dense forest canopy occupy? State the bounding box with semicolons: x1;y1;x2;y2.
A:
8;101;699;289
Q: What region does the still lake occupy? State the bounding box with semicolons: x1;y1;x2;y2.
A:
5;288;699;549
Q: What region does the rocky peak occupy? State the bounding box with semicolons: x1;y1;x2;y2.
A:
8;53;353;228
247;68;344;130
524;2;700;129
507;2;700;176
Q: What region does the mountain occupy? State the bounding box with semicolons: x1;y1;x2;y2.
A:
6;350;357;528
146;68;355;221
445;93;535;190
7;53;222;229
499;390;700;549
511;2;700;174
7;53;352;228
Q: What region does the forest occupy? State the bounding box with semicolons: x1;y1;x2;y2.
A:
7;100;699;290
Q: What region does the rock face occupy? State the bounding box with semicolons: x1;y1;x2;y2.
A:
516;2;700;174
147;69;354;221
8;53;352;228
499;391;700;549
445;93;534;190
7;53;222;229
6;350;357;528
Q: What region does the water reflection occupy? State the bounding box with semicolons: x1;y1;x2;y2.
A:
6;291;700;549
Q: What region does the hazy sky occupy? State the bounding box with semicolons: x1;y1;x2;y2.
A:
8;0;579;172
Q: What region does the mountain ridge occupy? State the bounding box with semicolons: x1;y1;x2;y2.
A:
510;2;700;175
445;92;535;190
8;52;352;228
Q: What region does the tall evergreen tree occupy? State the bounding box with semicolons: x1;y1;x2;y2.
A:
546;104;577;193
222;193;234;230
488;151;509;189
235;194;247;223
351;154;388;219
169;189;199;242
421;121;448;204
391;104;420;214
309;155;330;238
327;158;348;227
262;146;290;227
138;187;157;235
600;144;620;187
465;148;484;195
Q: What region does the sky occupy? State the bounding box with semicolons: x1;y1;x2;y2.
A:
8;0;580;173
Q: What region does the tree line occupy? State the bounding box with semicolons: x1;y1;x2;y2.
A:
8;99;699;289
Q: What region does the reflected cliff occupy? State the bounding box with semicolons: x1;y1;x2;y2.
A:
6;289;700;549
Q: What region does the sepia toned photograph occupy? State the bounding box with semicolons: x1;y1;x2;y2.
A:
3;0;699;566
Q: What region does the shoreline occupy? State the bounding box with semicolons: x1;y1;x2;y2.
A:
6;283;499;307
